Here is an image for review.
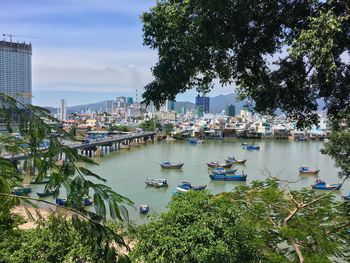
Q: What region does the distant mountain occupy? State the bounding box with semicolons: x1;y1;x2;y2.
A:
174;101;195;112
209;93;247;114
45;101;108;114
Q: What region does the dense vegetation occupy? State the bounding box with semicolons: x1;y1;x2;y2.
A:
139;119;161;131
132;180;350;263
0;93;133;262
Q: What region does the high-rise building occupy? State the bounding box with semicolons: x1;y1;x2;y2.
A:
0;41;32;104
59;99;67;121
167;100;176;111
226;104;236;116
195;95;210;116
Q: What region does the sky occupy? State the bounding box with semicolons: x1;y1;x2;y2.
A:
1;0;235;107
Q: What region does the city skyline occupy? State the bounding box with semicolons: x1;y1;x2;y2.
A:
1;0;235;107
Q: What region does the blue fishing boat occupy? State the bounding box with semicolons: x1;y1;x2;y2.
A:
139;204;149;214
176;181;207;192
209;171;247;181
213;167;237;174
83;197;93;206
242;145;260;150
187;138;203;144
311;179;342;190
12;185;32;196
37;189;58;197
55;197;93;206
341;193;350;201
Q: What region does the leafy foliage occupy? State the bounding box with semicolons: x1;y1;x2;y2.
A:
132;179;350;263
0;93;133;262
139;119;161;131
141;0;350;127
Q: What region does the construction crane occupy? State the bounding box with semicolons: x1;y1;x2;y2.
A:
2;34;42;42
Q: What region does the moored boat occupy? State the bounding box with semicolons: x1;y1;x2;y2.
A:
299;166;320;175
12;185;32;196
341;194;350;201
207;161;233;169
311;179;342;190
37;189;58;197
242;145;260;150
209;171;247;181
139;204;149;214
145;178;168;187
213;167;237;174
160;161;184;169
55;197;93;206
176;181;207;192
225;156;247;165
31;179;50;184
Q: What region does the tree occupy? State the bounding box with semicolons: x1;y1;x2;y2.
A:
141;0;350;126
0;93;133;262
131;190;262;263
139;119;161;131
141;0;350;179
163;123;174;135
132;179;350;263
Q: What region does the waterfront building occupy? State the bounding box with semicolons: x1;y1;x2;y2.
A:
167;100;176;111
59;99;67;121
195;95;210;116
0;40;32;104
225;104;236;117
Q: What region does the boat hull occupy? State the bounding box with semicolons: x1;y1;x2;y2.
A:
160;163;184;169
299;170;320;175
226;159;247;165
37;190;57;197
207;163;233;169
312;183;342;190
209;174;247;181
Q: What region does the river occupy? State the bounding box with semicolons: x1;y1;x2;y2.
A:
29;139;347;223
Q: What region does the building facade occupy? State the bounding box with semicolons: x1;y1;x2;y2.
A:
0;41;32;104
226;104;236;116
195;95;210;117
59;99;67;121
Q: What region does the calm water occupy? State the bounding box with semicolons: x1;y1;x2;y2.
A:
29;139;347;223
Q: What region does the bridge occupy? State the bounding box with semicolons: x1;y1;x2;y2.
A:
3;131;157;161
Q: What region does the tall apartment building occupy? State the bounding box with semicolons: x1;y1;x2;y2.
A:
59;99;67;121
195;95;210;117
0;40;32;104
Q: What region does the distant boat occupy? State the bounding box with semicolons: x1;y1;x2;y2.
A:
225;156;247;165
341;193;350;201
30;179;50;184
55;197;93;207
209;171;247;181
187;138;203;144
299;166;320;175
311;180;342;190
176;181;207;192
139;204;149;214
213;167;237;174
207;161;233;169
160;161;184;169
12;185;32;196
145;178;168;188
37;189;58;197
242;145;260;150
296;137;307;141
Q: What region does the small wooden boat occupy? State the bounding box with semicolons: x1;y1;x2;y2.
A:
31;179;50;184
299;166;320;175
242;145;260;150
176;181;207;192
209;171;247;181
311;180;342;190
145;178;168;188
225;156;247;165
37;189;58;197
160;161;184;169
83;197;93;206
139;204;149;214
207;161;233;169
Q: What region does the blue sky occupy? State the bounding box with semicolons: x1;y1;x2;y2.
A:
1;0;235;107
